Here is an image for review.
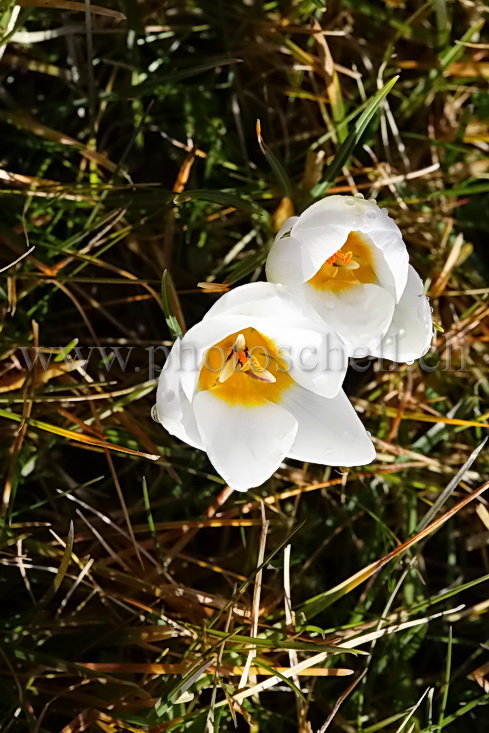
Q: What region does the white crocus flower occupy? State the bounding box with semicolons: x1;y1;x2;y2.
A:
266;195;433;362
155;282;375;492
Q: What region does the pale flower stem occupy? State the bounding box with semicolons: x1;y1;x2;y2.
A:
284;544;306;723
238;501;269;690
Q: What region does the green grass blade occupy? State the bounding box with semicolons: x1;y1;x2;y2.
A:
40;521;74;605
256;119;295;201
253;658;307;702
161;269;184;340
174;189;263;214
311;76;399;198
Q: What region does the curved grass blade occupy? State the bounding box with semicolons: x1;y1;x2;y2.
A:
417;437;487;532
256;119;294;201
161;269;184;340
17;0;126;19
253;658;306;702
174;189;262;214
206;628;365;655
40;521;74;605
0;408;159;460
134;56;242;93
167;657;216;704
311;76;399;199
142;476;164;566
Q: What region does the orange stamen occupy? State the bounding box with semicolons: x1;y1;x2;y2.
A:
325;249;353;267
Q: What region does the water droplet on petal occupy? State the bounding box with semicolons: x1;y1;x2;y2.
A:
151;404;159;422
354;192;365;199
344;198;355;206
406;359;414;365
365;209;377;220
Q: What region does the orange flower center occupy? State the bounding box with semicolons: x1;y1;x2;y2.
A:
307;231;377;293
198;328;293;407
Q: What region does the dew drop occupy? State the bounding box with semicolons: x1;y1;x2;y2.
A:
344;198;355;206
354;192;365;199
406;359;414;365
365;209;377;221
151;404;159;422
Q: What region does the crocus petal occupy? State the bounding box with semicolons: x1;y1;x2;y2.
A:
265;233;315;287
279;384;376;466
193;391;298;491
365;227;408;302
157;384;203;450
304;282;396;355
204;282;309;321
156;340;203;449
261;324;348;398
267;226;348;286
369;265;433;362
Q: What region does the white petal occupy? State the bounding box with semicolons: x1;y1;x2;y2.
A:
304;282;396;355
260;324;348;398
204;282;303;321
157;384;203;450
269;225;351;285
279;384;376;466
156;340;203;449
266;233;312;287
157;339;183;420
265;219;304;285
193;391;298;491
296;195;399;239
366;227;408;302
370;265;433;363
